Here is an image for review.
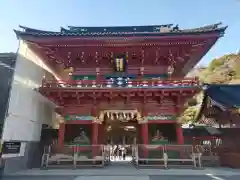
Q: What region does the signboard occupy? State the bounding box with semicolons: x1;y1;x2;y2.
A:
2;141;21;154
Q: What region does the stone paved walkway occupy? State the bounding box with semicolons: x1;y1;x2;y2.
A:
7;167;240;176
2;175;240;180
4;163;240;180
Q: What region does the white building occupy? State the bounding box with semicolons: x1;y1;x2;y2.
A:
1;41;58;173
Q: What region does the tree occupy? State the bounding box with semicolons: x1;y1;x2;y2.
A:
182;53;240;124
180;106;198;124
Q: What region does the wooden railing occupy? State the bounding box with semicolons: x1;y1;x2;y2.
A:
41;77;200;88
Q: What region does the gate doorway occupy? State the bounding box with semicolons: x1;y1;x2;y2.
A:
102;110;140;164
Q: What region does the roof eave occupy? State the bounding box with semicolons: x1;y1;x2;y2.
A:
13;30;226;39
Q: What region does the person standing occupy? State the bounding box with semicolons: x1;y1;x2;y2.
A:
122;145;127;160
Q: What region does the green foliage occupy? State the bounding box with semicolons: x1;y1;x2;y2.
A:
181;106;199;123
199;53;240;84
208;58;225;71
181;53;240;124
187;98;198;106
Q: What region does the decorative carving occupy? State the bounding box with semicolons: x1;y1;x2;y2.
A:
98;111;105;123
138;117;148;124
95;110;146;124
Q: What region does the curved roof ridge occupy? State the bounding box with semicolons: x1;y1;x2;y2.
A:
14;23;227;39
67;24;174;30
19;25;60;33
16;22;227;33
181;22;227;32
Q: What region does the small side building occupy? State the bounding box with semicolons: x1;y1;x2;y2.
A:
196;84;240;168
197;84;240;127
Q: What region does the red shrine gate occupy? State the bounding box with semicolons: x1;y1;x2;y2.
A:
15;24;226;163
41;78;200;148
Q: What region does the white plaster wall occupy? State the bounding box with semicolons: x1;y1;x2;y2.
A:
2;41;57;142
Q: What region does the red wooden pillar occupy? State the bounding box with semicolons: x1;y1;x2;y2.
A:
92;123;99;144
141;123;149;157
175;96;184;145
58;123;65;150
176;124;184;144
98;124;104;144
91;106;99;144
92;123;99;157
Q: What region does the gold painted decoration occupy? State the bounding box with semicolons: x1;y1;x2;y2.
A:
136;112;141;121
138;117;148;124
98;110;142;123
114;55;127;72
98;112;104;123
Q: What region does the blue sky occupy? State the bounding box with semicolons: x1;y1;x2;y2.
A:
1;0;239;65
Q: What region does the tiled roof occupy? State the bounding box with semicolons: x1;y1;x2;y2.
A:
183;126;221;136
196;84;240;123
205;84;240;108
14;23;227;38
0;53;17;67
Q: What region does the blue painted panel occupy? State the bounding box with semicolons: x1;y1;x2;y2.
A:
72;75;96;80
65;115;94;121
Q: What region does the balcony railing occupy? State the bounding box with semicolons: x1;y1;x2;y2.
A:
41;78;200;89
